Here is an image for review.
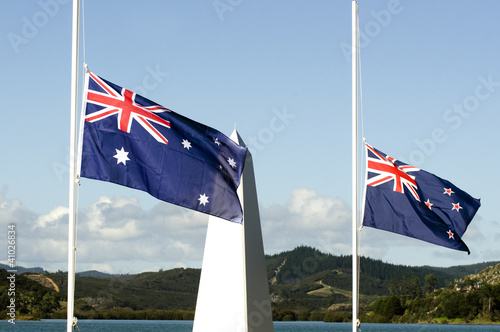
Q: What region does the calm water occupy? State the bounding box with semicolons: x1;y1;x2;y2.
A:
2;320;500;331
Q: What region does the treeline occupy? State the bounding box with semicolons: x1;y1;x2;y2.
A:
51;307;195;320
272;308;354;323
52;307;345;322
266;245;466;296
363;276;500;323
4;246;500;323
272;308;325;321
0;269;62;319
60;307;341;322
267;246;350;284
46;268;200;311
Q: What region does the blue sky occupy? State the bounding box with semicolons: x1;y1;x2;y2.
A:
1;0;499;274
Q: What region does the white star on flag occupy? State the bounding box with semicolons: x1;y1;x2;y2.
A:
198;193;209;206
228;158;237;168
182;139;192;150
113;147;130;165
214;138;221;146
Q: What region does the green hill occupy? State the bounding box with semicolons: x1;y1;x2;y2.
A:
266;246;499;309
12;245;500;321
456;263;500;286
0;269;62;320
364;263;500;324
47;267;200;311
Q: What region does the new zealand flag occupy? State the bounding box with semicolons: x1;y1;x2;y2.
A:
78;71;247;223
362;142;480;253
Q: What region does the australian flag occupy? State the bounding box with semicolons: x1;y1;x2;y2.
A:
362;142;480;253
78;71;247;223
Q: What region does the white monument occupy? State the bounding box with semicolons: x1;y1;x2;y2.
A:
193;130;274;332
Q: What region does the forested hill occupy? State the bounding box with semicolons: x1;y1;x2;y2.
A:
266;245;497;291
265;246;499;311
0;268;62;319
6;245;499;318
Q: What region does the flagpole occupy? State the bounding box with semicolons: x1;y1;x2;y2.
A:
352;1;359;332
67;0;80;331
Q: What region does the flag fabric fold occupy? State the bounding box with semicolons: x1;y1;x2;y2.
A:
362;142;480;253
78;71;247;223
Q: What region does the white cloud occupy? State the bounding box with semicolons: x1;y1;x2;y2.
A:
0;193;210;274
1;189;497;274
72;196;209;273
83;196;146;239
261;188;351;256
0;193;36;225
36;206;68;229
0;189;354;273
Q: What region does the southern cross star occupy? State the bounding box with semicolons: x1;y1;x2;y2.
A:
443;188;455;196
452;202;463;212
227;158;237;168
424;199;433;210
182;139;192;150
113;147;130;165
198;193;209;206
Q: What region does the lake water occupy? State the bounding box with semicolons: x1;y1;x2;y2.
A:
2;320;500;331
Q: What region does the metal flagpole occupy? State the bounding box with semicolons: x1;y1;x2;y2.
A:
351;1;359;332
67;0;80;331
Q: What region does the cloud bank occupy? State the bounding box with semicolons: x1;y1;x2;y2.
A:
0;188;496;274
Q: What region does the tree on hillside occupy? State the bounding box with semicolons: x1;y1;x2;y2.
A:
371;295;404;320
424;274;439;295
389;275;422;301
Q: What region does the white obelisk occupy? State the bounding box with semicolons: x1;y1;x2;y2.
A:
193;130;274;332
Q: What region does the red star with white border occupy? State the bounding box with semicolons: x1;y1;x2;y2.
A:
447;230;455;240
452;202;463;212
443;188;455;196
424;199;433;210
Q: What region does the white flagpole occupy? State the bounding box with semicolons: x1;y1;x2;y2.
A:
352;1;359;332
67;0;80;331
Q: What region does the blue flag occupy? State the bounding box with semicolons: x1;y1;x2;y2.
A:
362;142;480;253
79;71;247;223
